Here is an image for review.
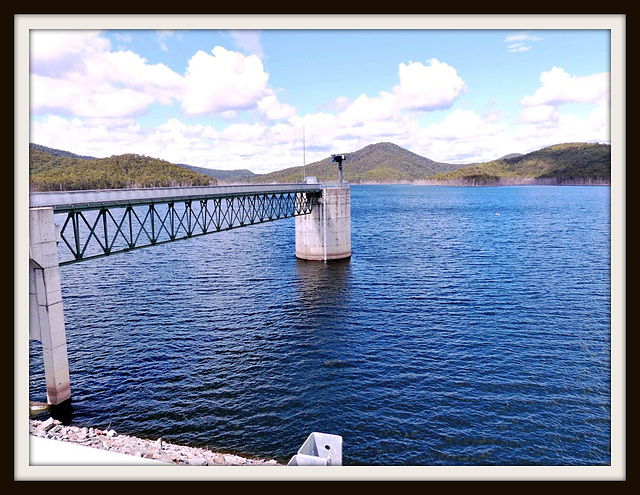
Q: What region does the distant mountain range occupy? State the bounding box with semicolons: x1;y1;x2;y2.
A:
246;142;468;184
28;141;610;191
176;163;257;183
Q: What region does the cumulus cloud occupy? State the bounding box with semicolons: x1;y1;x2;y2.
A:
513;66;610;147
30;30;183;118
181;46;293;121
30;31;291;122
520;66;610;107
30;30;110;77
31;115;144;157
393;58;467;111
514;99;610;147
339;92;398;127
424;109;506;141
311;57;467;147
257;94;297;120
181;47;270;116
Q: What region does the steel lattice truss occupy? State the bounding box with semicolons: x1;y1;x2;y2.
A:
54;191;319;265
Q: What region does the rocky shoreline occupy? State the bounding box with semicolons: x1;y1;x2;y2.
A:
29;417;282;466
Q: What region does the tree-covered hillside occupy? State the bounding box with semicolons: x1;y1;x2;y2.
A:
28;140;611;191
29;149;216;191
431;142;611;185
248;142;468;183
29;143;96;160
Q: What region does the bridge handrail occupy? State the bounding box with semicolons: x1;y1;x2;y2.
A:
30;184;322;211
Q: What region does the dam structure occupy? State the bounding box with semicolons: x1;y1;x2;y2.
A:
295;184;351;261
29;179;352;406
295;154;352;261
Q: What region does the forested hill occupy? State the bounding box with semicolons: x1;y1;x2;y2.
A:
29;148;216;191
29;141;611;191
29;143;96;161
177;162;257;183
246;141;610;185
430;142;611;185
247;142;468;184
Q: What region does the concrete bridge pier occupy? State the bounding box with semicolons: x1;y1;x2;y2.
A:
295;185;351;261
29;207;71;405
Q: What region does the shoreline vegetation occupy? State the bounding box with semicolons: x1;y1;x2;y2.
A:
29;141;611;192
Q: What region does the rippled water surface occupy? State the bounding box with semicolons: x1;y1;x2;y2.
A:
29;185;611;466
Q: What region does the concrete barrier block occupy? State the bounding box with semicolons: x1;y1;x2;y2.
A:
288;432;343;466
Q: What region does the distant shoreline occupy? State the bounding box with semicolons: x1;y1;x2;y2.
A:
228;178;611;187
28;179;612;193
339;178;611;187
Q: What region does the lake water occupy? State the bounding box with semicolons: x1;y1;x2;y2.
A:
29;185;612;466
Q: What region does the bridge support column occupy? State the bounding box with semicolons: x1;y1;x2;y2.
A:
29;207;71;405
295;186;351;261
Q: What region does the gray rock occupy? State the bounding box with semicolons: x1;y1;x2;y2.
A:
37;417;56;432
48;424;62;436
188;456;208;466
28;418;282;466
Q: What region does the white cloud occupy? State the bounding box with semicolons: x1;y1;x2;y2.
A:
424;109;506;141
512;67;610;148
520;67;609;107
257;94;297;120
294;112;341;150
339;92;398;127
30;30;183;118
30;32;289;121
504;31;542;52
181;47;271;116
305;58;467;151
27;31;610;173
507;44;532;53
514;99;610;146
30;115;144;157
504;32;542;43
393;58;467;111
220;122;266;143
30;30;110;77
156;30;174;52
229;30;265;58
519;105;558;124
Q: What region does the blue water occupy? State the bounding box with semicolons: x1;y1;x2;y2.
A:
29;185;611;466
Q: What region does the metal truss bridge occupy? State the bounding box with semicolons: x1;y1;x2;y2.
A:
29;184;322;266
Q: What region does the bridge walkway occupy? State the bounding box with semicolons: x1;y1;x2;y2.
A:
30;184;322;265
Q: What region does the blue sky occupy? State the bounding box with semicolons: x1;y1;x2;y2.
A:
26;16;615;174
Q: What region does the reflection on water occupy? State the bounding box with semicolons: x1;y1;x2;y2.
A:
295;258;352;310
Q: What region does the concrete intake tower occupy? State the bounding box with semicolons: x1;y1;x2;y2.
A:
295;154;351;261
